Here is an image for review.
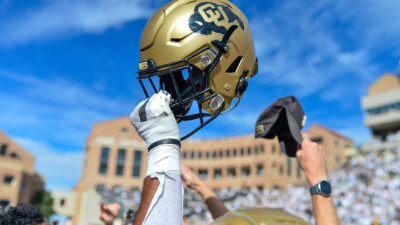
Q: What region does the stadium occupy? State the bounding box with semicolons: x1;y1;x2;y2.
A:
0;0;399;225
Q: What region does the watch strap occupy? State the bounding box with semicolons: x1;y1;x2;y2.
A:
309;184;319;195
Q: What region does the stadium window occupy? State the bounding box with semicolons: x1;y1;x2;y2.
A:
20;183;25;191
120;127;128;133
132;150;142;177
206;151;210;159
226;149;230;158
336;155;341;164
96;184;105;191
241;166;251;177
247;147;252;155
0;200;10;208
3;176;13;185
212;151;217;159
198;151;202;159
98;147;110;175
0;144;7;156
279;165;284;175
115;149;126;176
297;162;302;179
233;148;237;157
227;167;236;178
113;185;122;191
260;144;265;153
183;151;187;159
334;139;339;147
240;147;244;156
213;168;222;180
271;144;276;154
60;198;65;207
257;164;264;176
312;137;323;144
191;151;195;159
254;146;259;155
198;169;208;179
10;152;20;159
287;158;292;177
219;150;223;158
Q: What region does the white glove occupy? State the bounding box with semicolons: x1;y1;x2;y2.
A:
130;91;181;175
130;91;180;148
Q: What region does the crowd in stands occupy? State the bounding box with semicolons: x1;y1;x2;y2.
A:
2;137;398;225
95;140;400;225
366;130;400;147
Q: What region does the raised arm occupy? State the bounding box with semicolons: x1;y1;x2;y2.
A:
130;91;183;225
296;133;340;225
181;166;229;219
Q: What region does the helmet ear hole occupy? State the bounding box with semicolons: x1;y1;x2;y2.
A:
226;56;243;73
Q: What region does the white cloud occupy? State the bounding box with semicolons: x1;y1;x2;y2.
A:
0;69;138;190
0;0;158;46
249;0;399;100
15;137;83;191
0;69;134;147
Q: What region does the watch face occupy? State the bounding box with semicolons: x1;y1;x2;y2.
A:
320;181;332;195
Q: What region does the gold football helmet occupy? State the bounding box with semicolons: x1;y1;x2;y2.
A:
210;207;312;225
137;0;258;139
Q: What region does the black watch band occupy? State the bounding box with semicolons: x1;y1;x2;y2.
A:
309;180;332;197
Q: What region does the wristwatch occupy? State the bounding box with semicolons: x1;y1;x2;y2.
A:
309;180;332;197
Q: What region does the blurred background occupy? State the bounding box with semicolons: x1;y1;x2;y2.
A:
0;0;399;224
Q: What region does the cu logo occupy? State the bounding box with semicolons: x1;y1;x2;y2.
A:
189;2;244;35
198;3;229;27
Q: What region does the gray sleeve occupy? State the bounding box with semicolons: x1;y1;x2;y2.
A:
143;172;183;225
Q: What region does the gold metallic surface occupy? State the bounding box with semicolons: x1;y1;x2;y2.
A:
139;0;257;112
138;61;149;71
224;83;231;91
210;207;312;225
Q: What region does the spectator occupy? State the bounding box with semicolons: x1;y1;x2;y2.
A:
0;204;49;225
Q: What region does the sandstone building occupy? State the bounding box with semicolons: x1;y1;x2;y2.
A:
361;73;400;138
0;130;45;208
73;117;353;223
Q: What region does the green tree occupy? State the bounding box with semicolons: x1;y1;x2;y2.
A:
32;190;55;220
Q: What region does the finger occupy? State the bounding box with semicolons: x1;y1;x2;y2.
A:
130;98;150;123
296;148;302;159
302;133;310;139
111;206;120;217
100;202;105;211
301;133;311;146
148;91;173;117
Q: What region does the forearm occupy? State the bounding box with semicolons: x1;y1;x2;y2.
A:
205;197;229;219
198;185;228;219
132;177;160;225
312;195;340;225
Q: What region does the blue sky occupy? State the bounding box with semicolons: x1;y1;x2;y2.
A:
0;0;399;191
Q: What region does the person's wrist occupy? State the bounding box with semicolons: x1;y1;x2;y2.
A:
198;183;215;200
306;173;328;186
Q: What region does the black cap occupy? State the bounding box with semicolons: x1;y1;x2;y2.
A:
255;96;306;157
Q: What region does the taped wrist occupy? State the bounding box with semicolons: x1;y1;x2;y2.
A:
146;144;181;176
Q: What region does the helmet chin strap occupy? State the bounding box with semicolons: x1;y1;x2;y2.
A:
181;101;225;140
